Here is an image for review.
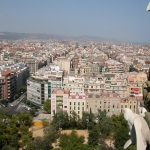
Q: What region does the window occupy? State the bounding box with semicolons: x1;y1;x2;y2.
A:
70;102;71;105
64;106;67;108
78;102;80;105
82;102;84;105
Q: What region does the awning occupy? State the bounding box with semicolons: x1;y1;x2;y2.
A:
129;78;134;82
134;91;139;94
131;88;139;91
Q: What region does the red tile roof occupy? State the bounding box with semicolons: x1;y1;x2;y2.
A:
2;70;12;76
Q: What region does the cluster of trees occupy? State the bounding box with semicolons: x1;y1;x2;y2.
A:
0;109;137;150
26;126;59;150
0;110;33;150
51;109;136;150
59;130;94;150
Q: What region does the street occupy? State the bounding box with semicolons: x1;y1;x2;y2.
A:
0;93;27;114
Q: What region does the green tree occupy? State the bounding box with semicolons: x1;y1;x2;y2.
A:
27;125;59;150
26;142;35;150
59;130;84;150
26;136;53;150
112;114;130;150
88;126;99;146
69;111;78;129
30;109;36;117
41;118;49;127
2;145;15;150
43;99;51;113
21;85;27;92
59;130;94;150
9;134;19;149
44;125;60;143
20;134;32;149
52;111;70;129
18;112;32;126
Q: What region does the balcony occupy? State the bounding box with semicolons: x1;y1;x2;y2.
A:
57;100;63;102
57;103;63;106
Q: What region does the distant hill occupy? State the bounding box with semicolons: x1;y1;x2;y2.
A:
0;32;68;40
0;32;118;42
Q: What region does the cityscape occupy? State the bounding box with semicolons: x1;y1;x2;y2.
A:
0;1;150;150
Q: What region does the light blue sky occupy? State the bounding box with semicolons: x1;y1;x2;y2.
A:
0;0;150;43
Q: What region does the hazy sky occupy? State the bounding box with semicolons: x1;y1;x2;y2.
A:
0;0;150;43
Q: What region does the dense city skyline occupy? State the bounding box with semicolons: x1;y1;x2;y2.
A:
0;0;150;43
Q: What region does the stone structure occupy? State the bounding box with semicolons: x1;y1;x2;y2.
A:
123;108;150;150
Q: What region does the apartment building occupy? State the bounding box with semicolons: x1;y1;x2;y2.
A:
16;66;30;92
51;89;86;119
53;57;70;73
84;76;105;94
27;65;63;105
71;56;79;68
68;93;86;118
24;58;38;74
0;74;5;100
63;76;84;95
27;78;51;105
103;73;127;98
120;97;138;113
86;93;121;116
51;89;69;116
75;63;99;75
127;72;147;98
2;70;17;101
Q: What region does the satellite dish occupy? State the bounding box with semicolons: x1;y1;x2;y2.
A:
146;3;150;11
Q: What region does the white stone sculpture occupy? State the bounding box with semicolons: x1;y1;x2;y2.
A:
138;102;147;117
123;108;150;150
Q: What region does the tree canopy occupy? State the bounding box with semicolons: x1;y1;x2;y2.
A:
0;110;33;150
43;99;51;113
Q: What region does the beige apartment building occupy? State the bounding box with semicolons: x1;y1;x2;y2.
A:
86;93;121;116
68;94;86;119
126;72;147;98
53;57;70;73
75;64;99;75
120;97;138;113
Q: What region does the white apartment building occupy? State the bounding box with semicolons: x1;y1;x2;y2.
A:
27;65;63;105
27;79;46;105
63;76;85;95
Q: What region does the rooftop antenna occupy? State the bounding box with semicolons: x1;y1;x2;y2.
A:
146;3;150;11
